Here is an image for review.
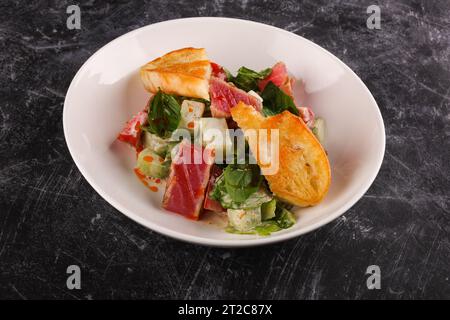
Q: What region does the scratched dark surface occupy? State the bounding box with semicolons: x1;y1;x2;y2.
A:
0;0;449;300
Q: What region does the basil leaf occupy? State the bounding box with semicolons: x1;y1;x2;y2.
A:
224;182;258;203
144;90;181;138
223;164;262;203
227;66;272;92
224;167;253;187
211;164;263;206
261;82;299;116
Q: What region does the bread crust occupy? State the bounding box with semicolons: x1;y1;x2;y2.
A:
146;47;208;68
231;102;331;207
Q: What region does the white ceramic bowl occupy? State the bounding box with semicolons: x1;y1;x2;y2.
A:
63;17;385;247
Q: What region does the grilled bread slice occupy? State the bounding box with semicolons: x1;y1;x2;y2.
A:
140;47;211;100
231;102;331;207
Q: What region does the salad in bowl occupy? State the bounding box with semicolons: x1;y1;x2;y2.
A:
117;47;330;236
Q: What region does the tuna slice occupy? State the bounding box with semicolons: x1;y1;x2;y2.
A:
117;109;148;149
203;165;225;213
209;77;263;118
162;140;215;220
258;62;295;97
210;62;227;81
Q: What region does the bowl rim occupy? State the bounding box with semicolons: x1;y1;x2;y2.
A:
63;17;386;247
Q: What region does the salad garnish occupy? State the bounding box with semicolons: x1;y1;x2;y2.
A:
261;82;299;116
143;89;181;138
117;47;331;236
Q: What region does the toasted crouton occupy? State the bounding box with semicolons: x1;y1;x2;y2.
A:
140;47;211;100
230;102;331;207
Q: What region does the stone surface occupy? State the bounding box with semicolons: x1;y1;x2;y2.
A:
0;0;449;299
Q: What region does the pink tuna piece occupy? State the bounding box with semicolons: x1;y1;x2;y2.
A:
258;62;295;97
210;62;228;81
162;141;215;220
209;77;263;118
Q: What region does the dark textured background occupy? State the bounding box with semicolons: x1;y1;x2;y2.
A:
0;0;449;300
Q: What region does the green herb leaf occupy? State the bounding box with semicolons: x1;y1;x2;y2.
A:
261;82;299;116
224;166;253;187
227;67;272;92
223;164;262;203
144;89;181;138
210;164;267;208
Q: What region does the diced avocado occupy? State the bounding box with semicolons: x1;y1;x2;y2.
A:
276;208;296;229
179;100;205;132
227;207;261;232
261;199;277;220
312;118;326;145
143;131;170;156
136;147;169;178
